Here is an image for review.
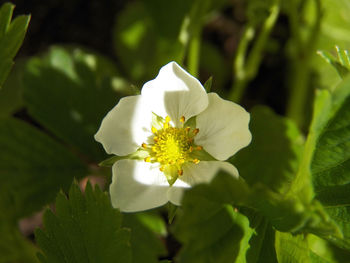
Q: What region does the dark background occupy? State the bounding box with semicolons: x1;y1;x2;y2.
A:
8;0;290;115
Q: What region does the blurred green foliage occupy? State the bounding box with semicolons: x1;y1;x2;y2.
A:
0;3;29;89
1;0;350;262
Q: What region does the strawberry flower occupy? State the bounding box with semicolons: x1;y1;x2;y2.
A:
95;62;251;212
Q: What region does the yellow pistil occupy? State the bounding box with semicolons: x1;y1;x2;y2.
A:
142;115;203;184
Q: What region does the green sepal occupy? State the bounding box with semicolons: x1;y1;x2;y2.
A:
130;84;140;95
151;111;165;130
99;148;149;167
184;116;196;129
163;165;179;186
203;76;213;92
167;202;178;224
190;148;217;161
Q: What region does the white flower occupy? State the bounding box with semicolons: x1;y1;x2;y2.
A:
95;62;251;212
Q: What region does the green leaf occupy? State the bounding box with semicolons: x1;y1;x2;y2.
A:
35;182;132;263
99;149;149;167
275;232;349;263
22;46;127;161
232;105;303;195
275;232;350;263
0;2;30;88
317;47;350;78
275;232;311;263
113;1;188;82
243;212;278;263
0;3;13;37
0;58;12;88
122;213;166;263
0;60;25;117
307;0;350;89
308;234;350;263
311;76;350;249
193;170;340;237
0;118;87;220
173;174;254;263
203;76;213;92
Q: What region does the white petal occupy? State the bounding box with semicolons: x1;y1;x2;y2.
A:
141;61;208;126
94;95;153;156
110;160;169;212
167;161;239;205
195;93;252;161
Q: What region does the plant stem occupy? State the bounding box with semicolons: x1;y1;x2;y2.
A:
186;0;211;77
286;0;322;128
229;0;280;102
188;29;201;78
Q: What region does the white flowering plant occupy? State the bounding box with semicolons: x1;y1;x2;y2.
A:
1;1;350;262
95;61;251;212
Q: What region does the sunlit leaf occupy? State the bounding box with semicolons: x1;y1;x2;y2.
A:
311;76;350;250
275;232;310;263
232;105;303;195
113;1;187;83
22;46;126;162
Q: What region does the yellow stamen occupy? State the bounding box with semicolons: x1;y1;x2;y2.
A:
141;114;203;185
177;159;185;165
192;159;200;164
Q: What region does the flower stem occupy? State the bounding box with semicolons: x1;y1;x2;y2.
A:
186;0;211;77
286;0;322;128
188;29;201;78
229;0;280;102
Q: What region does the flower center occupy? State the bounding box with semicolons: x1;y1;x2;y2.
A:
141;115;202;184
